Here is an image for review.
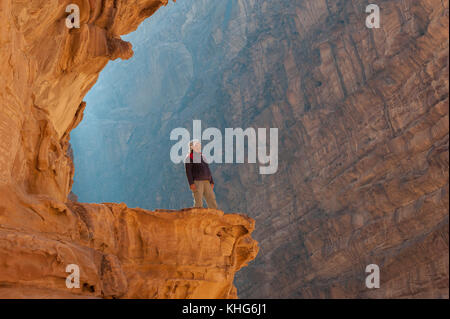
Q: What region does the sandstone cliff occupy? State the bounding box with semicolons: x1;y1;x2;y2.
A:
71;0;449;298
0;0;258;298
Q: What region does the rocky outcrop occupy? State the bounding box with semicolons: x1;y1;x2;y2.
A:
71;0;449;298
0;186;257;298
0;0;258;298
0;0;166;199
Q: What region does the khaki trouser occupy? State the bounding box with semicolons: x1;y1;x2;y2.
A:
192;180;218;209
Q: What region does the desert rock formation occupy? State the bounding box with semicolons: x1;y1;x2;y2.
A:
0;0;258;298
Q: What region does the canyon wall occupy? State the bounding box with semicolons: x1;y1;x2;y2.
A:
72;0;449;298
0;0;258;298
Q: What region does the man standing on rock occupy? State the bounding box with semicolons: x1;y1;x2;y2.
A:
184;140;218;209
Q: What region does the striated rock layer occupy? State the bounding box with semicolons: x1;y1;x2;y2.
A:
230;0;449;299
0;0;258;298
0;186;257;298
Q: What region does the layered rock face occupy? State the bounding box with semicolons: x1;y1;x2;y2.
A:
0;190;257;298
0;0;258;298
72;0;449;298
229;0;449;299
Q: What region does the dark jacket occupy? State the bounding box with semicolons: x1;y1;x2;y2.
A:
184;151;214;186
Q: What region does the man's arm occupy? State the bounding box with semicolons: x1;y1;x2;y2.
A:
206;162;214;185
185;161;194;186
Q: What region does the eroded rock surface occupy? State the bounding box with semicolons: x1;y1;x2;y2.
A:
0;0;258;298
0;186;257;298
